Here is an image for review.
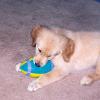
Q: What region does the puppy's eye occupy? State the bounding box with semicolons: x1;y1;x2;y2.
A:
47;55;51;58
38;48;42;53
54;52;60;56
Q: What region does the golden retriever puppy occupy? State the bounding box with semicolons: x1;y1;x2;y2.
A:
16;25;100;92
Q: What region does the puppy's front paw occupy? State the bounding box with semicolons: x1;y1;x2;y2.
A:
80;76;93;86
27;81;41;92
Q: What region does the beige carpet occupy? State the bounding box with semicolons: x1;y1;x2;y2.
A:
0;0;100;100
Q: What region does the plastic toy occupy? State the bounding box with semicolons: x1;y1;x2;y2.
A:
17;57;54;78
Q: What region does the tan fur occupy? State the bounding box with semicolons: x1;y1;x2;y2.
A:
26;25;100;91
62;38;75;62
86;56;100;83
31;25;44;47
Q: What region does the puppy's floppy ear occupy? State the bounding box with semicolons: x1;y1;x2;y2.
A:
62;38;75;62
31;25;44;47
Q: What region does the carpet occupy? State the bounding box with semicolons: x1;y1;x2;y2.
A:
0;0;100;100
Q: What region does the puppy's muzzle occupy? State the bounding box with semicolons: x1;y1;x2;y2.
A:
35;62;41;67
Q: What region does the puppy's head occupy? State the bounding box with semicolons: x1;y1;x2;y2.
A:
31;25;75;67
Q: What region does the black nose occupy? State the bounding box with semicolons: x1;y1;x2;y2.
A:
35;62;41;67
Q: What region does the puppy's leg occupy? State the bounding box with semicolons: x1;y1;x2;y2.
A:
80;56;100;85
27;68;68;92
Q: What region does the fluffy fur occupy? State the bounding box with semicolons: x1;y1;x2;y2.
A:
16;25;100;92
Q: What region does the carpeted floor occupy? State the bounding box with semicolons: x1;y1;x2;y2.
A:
0;0;100;100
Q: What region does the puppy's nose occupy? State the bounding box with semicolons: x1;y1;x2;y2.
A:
35;62;41;67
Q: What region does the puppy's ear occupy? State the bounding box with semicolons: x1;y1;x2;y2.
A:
31;25;43;47
62;38;75;62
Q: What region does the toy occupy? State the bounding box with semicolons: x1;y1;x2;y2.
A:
17;57;54;78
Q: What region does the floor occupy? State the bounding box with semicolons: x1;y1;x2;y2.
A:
0;0;100;100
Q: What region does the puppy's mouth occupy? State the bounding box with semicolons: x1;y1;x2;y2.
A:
34;62;41;67
33;59;46;67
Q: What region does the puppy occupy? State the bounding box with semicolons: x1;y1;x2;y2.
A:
16;25;100;92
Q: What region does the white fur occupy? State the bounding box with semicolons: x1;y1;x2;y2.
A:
80;76;93;85
16;26;100;92
27;28;100;91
